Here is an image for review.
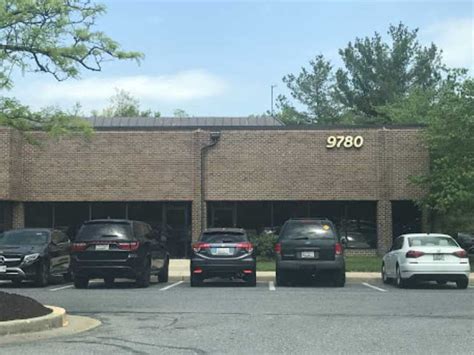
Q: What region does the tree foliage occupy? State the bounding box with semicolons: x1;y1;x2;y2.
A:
92;89;160;118
382;72;474;230
0;0;143;134
278;23;446;124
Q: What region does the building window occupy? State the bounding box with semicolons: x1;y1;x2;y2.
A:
25;202;53;228
91;202;126;219
54;202;90;237
0;202;8;232
392;201;422;238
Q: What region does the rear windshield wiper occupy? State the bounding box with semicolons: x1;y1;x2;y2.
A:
101;234;120;238
292;236;309;240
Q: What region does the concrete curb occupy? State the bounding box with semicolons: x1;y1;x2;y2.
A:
0;306;66;337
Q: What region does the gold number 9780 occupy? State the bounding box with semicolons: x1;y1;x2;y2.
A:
326;135;363;149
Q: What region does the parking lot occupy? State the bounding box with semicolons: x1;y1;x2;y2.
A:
1;278;473;354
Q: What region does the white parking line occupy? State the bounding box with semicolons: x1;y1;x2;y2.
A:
362;282;387;292
269;281;276;291
159;281;184;291
49;284;73;292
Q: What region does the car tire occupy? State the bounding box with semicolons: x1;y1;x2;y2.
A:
104;277;115;287
245;272;257;287
395;265;408;289
74;276;89;289
456;278;468;289
35;261;50;287
334;269;346;287
190;274;202;287
381;263;391;284
158;258;169;283
136;258;151;288
63;271;73;283
11;279;22;287
276;269;289;287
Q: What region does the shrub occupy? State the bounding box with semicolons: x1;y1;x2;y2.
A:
248;233;278;259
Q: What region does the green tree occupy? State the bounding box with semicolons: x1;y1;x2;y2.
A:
279;23;446;124
0;0;143;134
382;72;474;231
93;89;160;118
173;108;190;118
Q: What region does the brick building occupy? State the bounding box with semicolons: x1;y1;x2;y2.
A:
0;117;428;257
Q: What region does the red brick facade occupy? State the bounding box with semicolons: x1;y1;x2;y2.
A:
0;126;429;254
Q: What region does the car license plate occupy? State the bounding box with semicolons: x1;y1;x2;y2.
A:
0;265;6;273
95;244;110;251
301;251;315;258
212;248;232;256
433;254;444;261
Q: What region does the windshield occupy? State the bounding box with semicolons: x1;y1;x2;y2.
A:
408;236;458;247
0;230;49;245
76;223;133;241
280;221;336;240
200;232;247;243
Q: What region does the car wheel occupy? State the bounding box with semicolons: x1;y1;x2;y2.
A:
158;258;169;283
11;279;22;287
334;269;346;287
381;263;391;284
35;261;50;287
276;269;289;287
190;274;202;287
104;277;115;287
456;278;468;289
395;265;407;289
136;258;151;288
245;271;257;287
63;271;73;283
74;276;89;289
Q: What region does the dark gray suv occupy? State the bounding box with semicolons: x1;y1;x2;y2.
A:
275;218;345;287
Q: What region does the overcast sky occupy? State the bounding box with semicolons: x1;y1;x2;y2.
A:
8;0;473;116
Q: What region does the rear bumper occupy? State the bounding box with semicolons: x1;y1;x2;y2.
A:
400;263;470;280
71;256;145;279
191;257;256;278
276;255;345;272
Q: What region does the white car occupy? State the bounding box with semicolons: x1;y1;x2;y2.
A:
382;233;470;289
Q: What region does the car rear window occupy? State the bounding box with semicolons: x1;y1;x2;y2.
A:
280;221;336;240
76;223;133;241
200;232;247;243
408;236;458;247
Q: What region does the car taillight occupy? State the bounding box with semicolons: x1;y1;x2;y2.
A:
274;243;281;255
71;242;87;252
192;242;210;253
117;241;140;251
335;242;343;255
452;250;468;258
236;242;254;253
406;250;425;258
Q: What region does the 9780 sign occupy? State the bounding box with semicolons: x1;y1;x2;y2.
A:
326;135;364;149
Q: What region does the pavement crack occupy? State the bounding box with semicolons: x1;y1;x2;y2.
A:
96;336;207;354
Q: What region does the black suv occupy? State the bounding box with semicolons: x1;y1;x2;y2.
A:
190;228;256;287
0;229;71;286
71;219;169;288
275;218;345;287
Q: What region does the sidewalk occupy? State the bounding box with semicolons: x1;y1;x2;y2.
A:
169;259;474;282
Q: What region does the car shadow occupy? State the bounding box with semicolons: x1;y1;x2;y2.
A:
194;277;253;287
386;281;461;290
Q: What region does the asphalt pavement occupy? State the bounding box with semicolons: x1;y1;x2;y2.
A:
0;277;473;354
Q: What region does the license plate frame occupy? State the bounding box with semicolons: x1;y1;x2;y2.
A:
301;251;316;259
433;254;444;261
95;244;110;251
0;265;7;273
211;247;232;256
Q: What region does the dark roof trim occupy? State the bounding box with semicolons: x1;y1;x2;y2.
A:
92;124;426;132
